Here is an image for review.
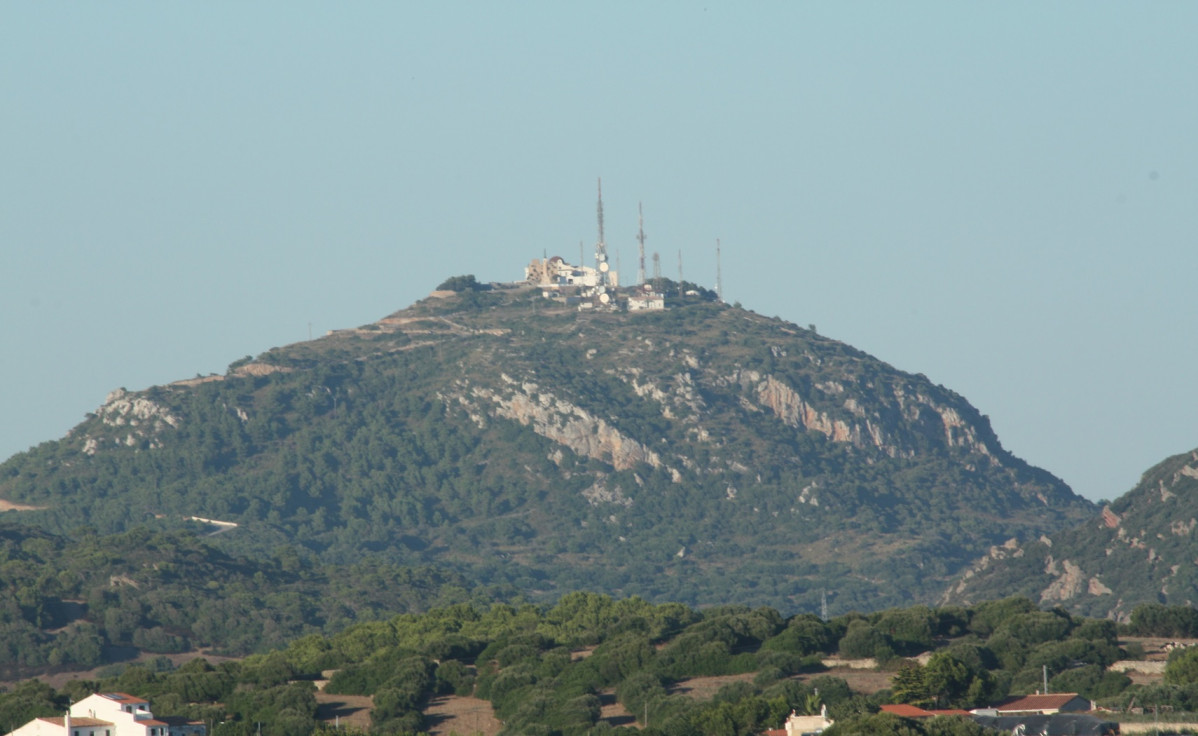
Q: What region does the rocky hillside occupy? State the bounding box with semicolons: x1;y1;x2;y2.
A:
0;280;1094;613
942;447;1198;620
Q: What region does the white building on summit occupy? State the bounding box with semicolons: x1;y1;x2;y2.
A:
5;692;204;736
524;255;618;290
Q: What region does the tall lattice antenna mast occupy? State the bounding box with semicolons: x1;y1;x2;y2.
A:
596;178;606;250
637;202;647;285
595;178;610;286
716;239;723;302
652;252;661;279
677;249;684;296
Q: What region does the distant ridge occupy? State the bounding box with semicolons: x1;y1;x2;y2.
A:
942;447;1198;620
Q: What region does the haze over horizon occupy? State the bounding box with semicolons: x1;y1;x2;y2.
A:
3;3;1196;504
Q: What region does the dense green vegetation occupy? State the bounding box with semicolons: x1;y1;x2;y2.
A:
435;274;486;292
3;594;1191;736
0;524;503;679
0;282;1093;618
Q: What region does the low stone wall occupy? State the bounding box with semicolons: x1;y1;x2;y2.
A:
1118;721;1198;733
821;657;877;669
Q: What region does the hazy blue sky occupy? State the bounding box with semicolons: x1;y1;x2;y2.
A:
2;3;1195;503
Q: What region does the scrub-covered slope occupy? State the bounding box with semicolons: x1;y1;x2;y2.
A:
943;447;1198;620
0;282;1093;613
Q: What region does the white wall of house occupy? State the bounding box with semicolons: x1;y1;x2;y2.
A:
6;694;203;736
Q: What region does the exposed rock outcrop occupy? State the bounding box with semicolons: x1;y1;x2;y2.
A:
81;389;180;455
232;362;294;377
724;369;999;462
451;377;670;475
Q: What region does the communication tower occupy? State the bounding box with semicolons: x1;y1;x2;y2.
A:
637;203;647;285
716;239;723;302
652;252;661;279
595;178;610;287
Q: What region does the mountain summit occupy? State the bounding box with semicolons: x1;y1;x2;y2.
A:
0;275;1094;612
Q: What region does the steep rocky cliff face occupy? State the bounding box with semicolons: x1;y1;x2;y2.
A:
457;377;670;473
942;448;1198;620
0;285;1093;613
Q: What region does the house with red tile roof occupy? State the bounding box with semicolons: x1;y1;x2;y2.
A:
879;704;973;718
986;692;1094;715
5;692;204;736
971;713;1119;736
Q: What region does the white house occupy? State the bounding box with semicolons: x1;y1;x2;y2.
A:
6;692;205;736
762;706;834;736
627;293;665;311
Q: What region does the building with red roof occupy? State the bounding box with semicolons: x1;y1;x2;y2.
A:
987;692;1094;715
879;704;972;718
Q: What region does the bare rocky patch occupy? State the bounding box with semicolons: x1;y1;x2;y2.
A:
423;694;503;736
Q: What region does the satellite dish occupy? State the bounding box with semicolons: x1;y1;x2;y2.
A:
599;292;611;304
599;262;610;272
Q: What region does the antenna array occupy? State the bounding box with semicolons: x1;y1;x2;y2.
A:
594;178;610;287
